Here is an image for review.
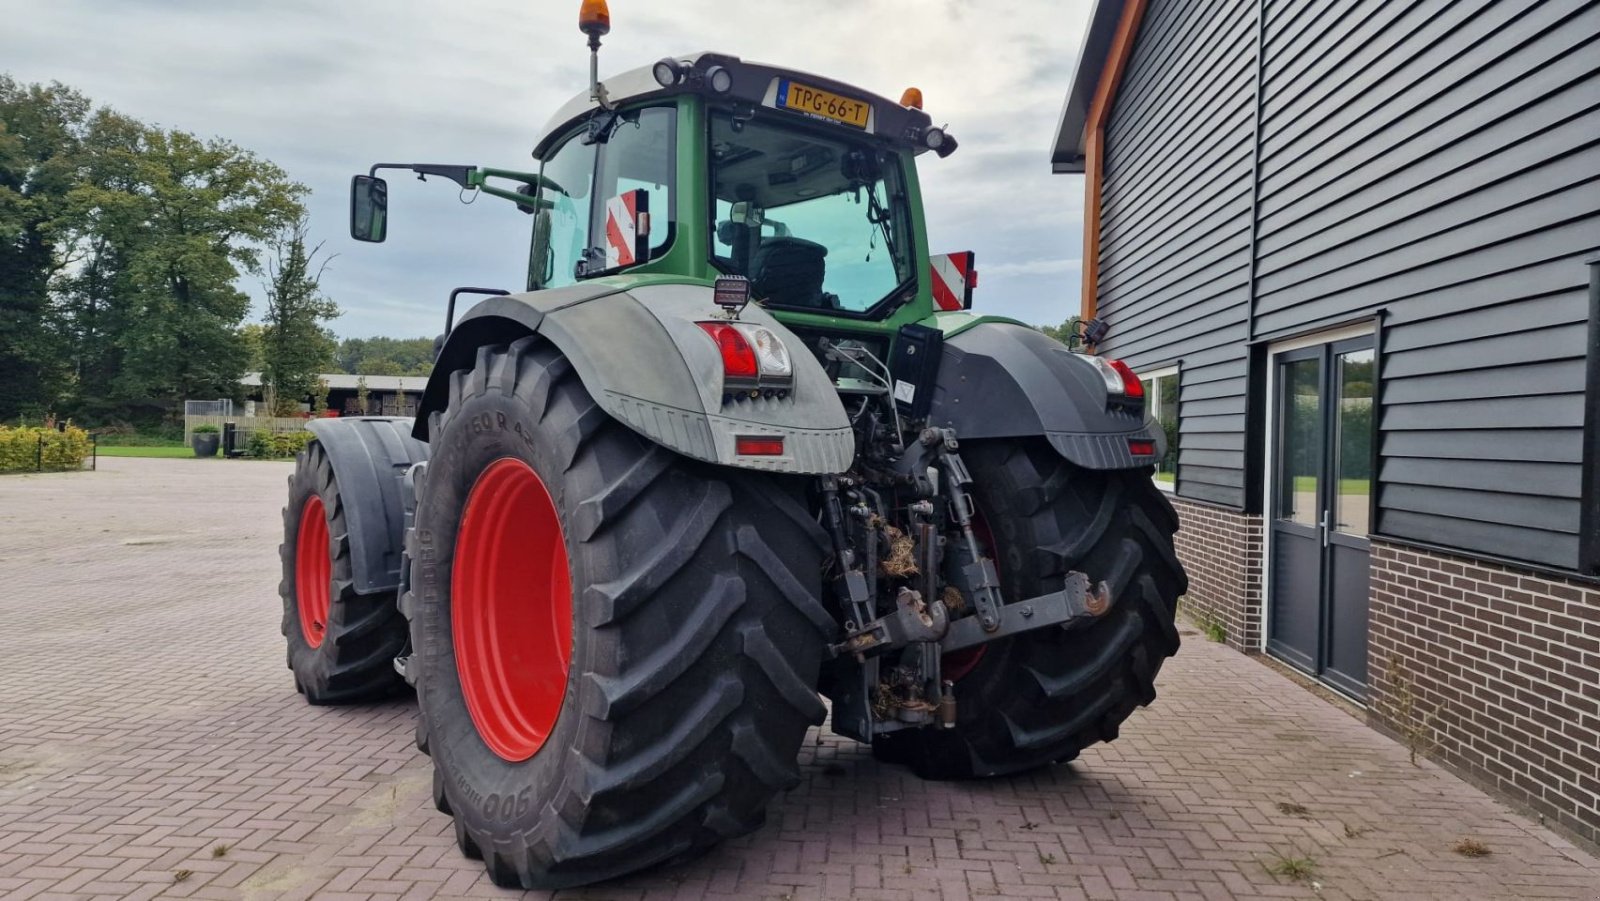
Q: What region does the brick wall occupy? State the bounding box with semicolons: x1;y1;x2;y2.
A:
1368;541;1600;845
1169;496;1262;653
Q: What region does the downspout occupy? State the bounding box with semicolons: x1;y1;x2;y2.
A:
1079;0;1151;342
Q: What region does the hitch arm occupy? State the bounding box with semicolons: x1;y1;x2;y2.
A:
940;573;1113;653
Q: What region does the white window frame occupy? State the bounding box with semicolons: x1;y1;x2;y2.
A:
1138;365;1179;493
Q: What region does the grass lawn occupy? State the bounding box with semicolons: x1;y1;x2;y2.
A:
95;445;204;458
1291;475;1370;495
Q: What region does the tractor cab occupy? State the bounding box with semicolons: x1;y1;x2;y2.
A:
351;48;971;335
523;50;954;322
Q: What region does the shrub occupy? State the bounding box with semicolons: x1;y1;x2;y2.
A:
0;425;92;473
247;428;313;459
247;429;274;458
192;424;220;435
270;430;314;458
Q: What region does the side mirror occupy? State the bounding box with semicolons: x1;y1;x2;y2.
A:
930;251;976;311
350;175;388;242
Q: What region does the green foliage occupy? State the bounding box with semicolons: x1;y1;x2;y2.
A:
0;75;307;422
262;219;339;414
91;422;184;446
191;424;219;434
336;336;435;377
0;423;91;472
0;77;85;420
247;428;312;458
1037;316;1083;349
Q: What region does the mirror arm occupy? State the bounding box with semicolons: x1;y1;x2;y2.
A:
367;163;479;190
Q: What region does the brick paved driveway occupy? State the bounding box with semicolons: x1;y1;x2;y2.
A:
1;457;1596;900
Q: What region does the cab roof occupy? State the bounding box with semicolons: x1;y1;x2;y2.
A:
533;51;938;160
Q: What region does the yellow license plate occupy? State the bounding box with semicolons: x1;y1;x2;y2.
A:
777;79;870;129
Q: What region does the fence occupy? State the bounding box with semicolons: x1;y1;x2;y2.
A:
184;399;235;418
183;415;309;447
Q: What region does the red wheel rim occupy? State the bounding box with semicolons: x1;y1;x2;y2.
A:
942;511;998;682
452;457;573;762
295;496;332;648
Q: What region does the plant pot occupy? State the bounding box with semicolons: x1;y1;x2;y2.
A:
193;433;221;457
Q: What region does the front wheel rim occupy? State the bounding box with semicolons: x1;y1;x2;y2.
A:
452;457;573;763
295;496;332;648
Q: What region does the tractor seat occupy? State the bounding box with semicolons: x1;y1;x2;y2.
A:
749;237;829;309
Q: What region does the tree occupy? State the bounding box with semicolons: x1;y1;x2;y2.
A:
238;323;265;373
0;77;89;419
106;128;305;410
261;218;338;415
335;335;435;376
1038;316;1083;349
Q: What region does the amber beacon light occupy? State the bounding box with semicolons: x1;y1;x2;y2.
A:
578;0;610;37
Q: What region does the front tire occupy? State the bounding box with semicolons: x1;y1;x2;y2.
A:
278;442;410;704
873;439;1186;778
407;336;833;889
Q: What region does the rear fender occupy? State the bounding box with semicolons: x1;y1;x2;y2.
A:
305;417;431;595
927;322;1160;469
415;282;855;474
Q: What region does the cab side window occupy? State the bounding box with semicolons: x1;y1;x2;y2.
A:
594;107;676;264
530;106;676;290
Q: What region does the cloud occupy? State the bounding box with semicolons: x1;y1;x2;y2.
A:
981;258;1081;278
0;0;1093;337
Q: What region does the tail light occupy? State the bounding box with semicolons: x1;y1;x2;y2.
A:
1084;354;1144;400
697;322;793;394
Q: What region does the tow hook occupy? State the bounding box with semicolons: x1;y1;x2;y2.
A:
829;587;950;658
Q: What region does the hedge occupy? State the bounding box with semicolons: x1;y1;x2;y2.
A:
0;425;92;473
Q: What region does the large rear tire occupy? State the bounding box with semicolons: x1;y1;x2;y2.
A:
407;336;833;889
873;439;1185;778
278;442;410;704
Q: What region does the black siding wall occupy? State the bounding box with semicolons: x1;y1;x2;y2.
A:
1097;0;1259;508
1095;0;1599;569
1254;0;1598;569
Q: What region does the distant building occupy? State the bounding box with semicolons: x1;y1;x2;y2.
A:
1054;0;1598;844
240;373;427;417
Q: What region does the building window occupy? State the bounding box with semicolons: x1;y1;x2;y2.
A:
1139;367;1179;490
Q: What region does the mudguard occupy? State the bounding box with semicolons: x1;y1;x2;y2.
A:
415;281;855;474
305;417;431;594
926;322;1161;470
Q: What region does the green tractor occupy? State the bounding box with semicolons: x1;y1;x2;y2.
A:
279;4;1184;889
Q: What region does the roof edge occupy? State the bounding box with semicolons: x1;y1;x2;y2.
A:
1051;0;1129;174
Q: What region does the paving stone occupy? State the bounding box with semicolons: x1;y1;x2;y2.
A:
1;457;1596;899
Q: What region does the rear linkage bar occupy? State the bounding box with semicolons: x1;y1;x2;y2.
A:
823;427;1117;661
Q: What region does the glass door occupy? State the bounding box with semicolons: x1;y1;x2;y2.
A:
1267;336;1375;699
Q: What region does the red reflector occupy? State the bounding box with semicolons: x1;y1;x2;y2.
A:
1128;439;1155;456
697;322;758;381
735;436;785;456
1108;359;1144;399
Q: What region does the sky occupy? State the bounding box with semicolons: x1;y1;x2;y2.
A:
0;0;1092;338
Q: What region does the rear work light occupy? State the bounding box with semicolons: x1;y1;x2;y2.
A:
1084;354;1144;400
697;321;794;396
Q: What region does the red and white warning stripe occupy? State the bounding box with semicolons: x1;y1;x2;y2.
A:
930;251;975;311
604;190;646;269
